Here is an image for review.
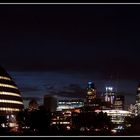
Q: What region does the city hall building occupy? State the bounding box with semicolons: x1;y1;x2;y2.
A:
0;66;24;116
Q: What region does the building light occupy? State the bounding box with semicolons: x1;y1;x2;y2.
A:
0;99;23;105
66;126;71;130
0;66;24;115
0;84;18;89
0;107;20;111
0;76;11;81
0;92;21;97
106;86;113;91
1;123;6;128
62;122;70;124
111;129;117;133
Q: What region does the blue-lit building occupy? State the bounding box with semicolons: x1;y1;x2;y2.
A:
86;81;97;105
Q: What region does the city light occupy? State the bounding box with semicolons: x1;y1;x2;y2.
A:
106;87;113;91
0;91;21;97
0;99;23;105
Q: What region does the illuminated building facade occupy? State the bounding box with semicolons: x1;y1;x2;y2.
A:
104;86;115;108
57;99;84;111
51;110;71;126
101;110;132;124
102;109;134;131
86;81;97;106
135;83;140;115
0;66;24;116
114;95;125;110
51;108;81;130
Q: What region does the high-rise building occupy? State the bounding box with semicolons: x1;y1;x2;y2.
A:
114;95;125;110
86;81;96;105
85;81;102;111
135;83;140;115
0;66;24;116
104;86;115;108
44;95;57;112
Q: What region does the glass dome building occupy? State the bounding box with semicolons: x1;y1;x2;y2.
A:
0;66;24;116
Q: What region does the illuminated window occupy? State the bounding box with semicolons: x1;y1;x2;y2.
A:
0;76;11;81
0;99;23;104
0;107;20;111
0;92;21;97
0;84;18;89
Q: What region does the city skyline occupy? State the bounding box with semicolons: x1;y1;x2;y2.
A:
0;4;140;107
8;70;138;108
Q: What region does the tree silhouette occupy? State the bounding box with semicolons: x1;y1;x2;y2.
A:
72;111;113;135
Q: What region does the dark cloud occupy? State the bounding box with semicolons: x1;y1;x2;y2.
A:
50;84;87;99
20;86;40;92
43;85;55;91
23;96;41;101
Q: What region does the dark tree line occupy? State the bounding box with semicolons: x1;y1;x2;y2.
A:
72;111;114;135
16;106;51;135
124;115;140;135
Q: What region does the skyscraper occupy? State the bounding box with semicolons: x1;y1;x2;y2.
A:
86;81;97;105
114;95;125;110
85;81;102;111
104;86;115;108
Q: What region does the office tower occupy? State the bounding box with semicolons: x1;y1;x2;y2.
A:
104;86;115;108
43;95;57;112
85;81;102;110
86;81;97;104
0;66;24;116
114;95;125;110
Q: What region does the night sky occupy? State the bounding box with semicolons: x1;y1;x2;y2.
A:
0;4;139;107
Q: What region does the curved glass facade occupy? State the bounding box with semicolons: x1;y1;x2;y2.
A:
0;66;24;115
